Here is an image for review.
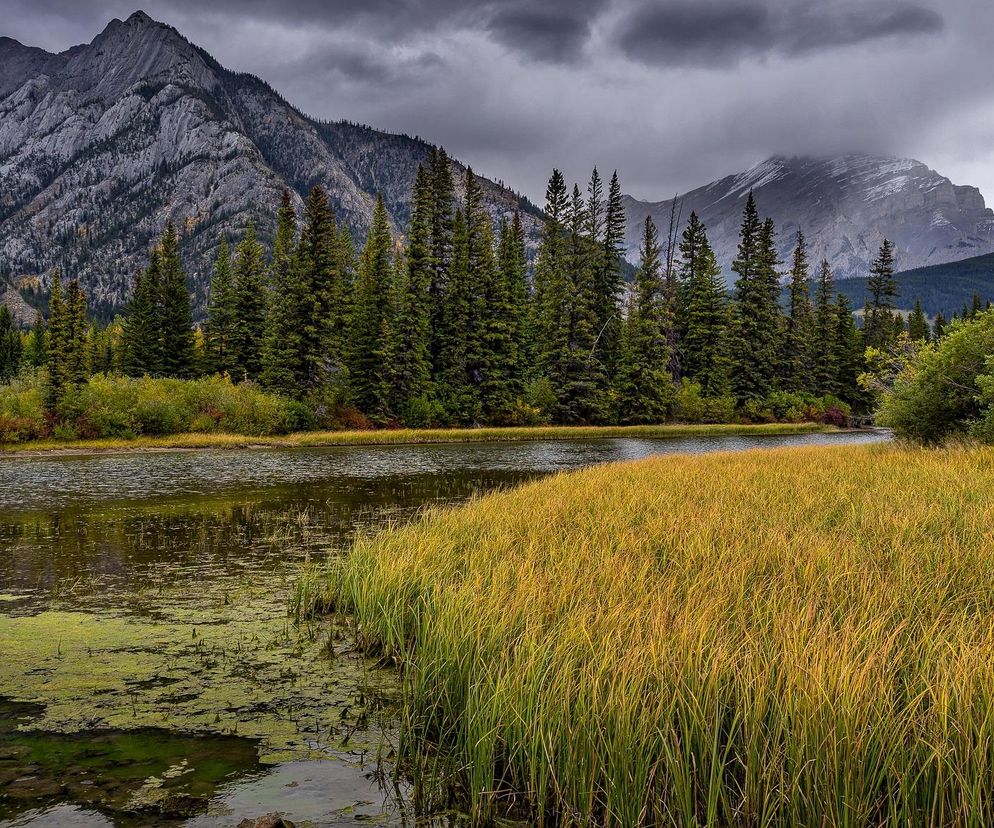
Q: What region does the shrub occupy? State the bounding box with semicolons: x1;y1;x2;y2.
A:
877;311;994;443
673;380;736;423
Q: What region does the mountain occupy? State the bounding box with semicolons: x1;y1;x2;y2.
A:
0;11;540;320
624;155;994;283
831;252;994;321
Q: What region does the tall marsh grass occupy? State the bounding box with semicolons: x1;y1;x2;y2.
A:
328;443;994;826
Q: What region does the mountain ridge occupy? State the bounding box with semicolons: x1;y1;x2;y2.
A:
623;154;994;282
0;10;540;319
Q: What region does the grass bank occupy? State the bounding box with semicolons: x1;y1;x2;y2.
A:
322;443;994;826
0;421;826;456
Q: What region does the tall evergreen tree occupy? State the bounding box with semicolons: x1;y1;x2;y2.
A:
731;194;782;401
933;311;947;339
534;170;569;382
204;238;236;376
428;147;455;375
812;259;838;395
864;238;897;348
46;269;68;406
64;279;89;386
298;186;343;388
260;190;303;396
907;298;930;342
391;165;434;415
24;311;47;370
616;216;674;422
437;208;477;422
348;195;395;419
121;251;163;377
0;305;21;382
834;294;864;408
231;222;267;380
593;170;625;372
158;222;195;378
782;229;814;392
479;214;522;421
678;213;731;395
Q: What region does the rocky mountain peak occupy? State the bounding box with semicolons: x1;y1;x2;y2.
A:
625;154;994;282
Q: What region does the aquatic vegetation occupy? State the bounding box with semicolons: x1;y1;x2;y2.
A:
0;420;825;454
328;443;994;826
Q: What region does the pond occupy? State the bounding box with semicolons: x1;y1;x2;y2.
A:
0;430;888;827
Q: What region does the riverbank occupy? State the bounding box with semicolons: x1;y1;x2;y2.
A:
0;421;829;457
323;442;994;826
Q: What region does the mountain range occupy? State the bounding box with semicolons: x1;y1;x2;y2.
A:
0;11;539;320
1;11;993;325
623;155;994;282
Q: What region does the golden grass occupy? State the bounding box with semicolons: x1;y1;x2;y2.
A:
326;443;994;826
0;421;824;456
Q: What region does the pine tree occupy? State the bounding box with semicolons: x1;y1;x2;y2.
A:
24;311;47;369
64;279;89;386
437;208;477;422
593;170;625;372
782;229;814;392
231;222;267;380
158;222;195;378
616;216;674;423
121;252;164;377
864;239;897;348
0;305;21;382
46;272;73;408
348;195;395;420
204;238;237;376
933;311;947;339
834;294;863;407
812;259;838;395
678;213;731;395
260;190;303;396
298;186;343;388
731;194;782;401
428;147;455;375
907;298;930;342
533;170;569;385
497;211;530;392
391;165;433;416
479;214;521;422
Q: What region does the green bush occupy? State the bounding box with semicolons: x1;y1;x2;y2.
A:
877;312;994;444
673;380;736;424
0;374;49;442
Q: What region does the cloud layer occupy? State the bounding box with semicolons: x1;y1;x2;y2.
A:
2;0;991;206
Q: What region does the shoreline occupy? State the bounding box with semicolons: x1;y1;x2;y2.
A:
0;422;841;459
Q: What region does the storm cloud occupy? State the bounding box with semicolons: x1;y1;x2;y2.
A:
1;0;991;207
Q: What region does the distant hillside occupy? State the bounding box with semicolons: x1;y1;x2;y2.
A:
834;253;994;320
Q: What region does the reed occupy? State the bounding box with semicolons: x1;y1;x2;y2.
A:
326;442;994;827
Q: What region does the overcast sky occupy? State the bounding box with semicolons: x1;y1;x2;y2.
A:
3;0;992;204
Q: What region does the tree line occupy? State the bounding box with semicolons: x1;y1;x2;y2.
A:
5;148;928;427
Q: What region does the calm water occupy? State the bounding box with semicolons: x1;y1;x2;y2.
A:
0;430;888;827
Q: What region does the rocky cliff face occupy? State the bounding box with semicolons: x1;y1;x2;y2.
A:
0;11;539;319
624;155;994;282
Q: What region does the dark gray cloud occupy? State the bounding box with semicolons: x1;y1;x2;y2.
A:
0;0;992;208
616;1;944;67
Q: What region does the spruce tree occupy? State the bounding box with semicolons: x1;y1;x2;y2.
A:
834;294;863;407
260;190;303;396
864;239;897;348
391;165;433;416
0;305;21;383
47;270;67;405
533;170;569;389
24;311;47;370
231;222;267;381
616;216;674;423
933;311;947;339
348;195;395;419
158;222;196;378
782;229;814;392
428;147;455;375
731;194;782;401
907;298;930;342
479;214;521;422
121;252;163;377
205;238;237;376
812;259;838;395
64;279;89;386
298;186;343;388
678;213;731;395
593;170;625;372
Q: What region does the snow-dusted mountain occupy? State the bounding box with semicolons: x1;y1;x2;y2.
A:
624;155;994;282
0;11;539;318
